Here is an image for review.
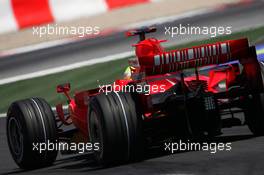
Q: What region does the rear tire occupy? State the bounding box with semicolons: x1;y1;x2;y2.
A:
6;98;58;169
88;92;143;165
244;93;264;136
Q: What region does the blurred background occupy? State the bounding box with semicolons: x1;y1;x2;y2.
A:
0;0;257;51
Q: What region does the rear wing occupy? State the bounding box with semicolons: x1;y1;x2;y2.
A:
126;27;156;41
137;38;253;75
133;38;263;91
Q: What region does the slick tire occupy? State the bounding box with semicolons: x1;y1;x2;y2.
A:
244;93;264;136
88;92;144;165
6;98;58;169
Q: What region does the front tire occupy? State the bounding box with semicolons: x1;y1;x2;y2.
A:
6;98;58;169
88;92;143;165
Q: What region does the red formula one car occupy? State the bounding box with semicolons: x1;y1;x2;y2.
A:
6;27;264;169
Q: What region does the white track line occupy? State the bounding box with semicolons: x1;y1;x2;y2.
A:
0;113;6;118
0;51;134;85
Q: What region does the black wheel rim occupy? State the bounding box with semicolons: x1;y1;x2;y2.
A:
8;117;24;161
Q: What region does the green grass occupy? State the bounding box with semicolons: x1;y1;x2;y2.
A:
0;58;129;113
0;26;264;113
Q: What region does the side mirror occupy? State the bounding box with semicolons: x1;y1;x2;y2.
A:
57;83;71;93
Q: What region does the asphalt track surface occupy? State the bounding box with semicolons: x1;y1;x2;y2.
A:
1;116;264;175
1;2;264;175
0;1;264;80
